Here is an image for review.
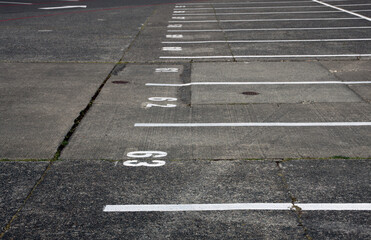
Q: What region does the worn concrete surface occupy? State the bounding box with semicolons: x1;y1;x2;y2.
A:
0;63;113;159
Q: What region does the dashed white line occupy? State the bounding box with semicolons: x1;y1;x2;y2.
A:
159;54;371;59
312;0;371;21
104;203;371;212
135;122;371;127
162;38;371;44
168;18;359;23
39;5;87;10
167;26;371;32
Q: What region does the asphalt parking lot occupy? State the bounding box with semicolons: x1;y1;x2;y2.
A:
1;0;370;239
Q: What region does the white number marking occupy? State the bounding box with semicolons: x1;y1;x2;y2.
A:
168;24;182;28
148;97;177;102
166;34;183;38
155;68;179;73
162;47;182;51
146;103;177;108
123;160;166;167
127;151;167;158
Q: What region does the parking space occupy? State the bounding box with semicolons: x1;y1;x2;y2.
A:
156;0;371;61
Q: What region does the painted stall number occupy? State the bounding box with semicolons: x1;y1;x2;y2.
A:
168;24;182;28
148;97;177;102
127;151;167;158
146;97;177;108
162;47;182;51
166;34;183;39
124;151;167;167
146;103;176;108
123;160;165;167
155;68;179;73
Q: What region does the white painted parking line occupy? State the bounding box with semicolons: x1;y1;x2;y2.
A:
39;5;87;10
146;81;371;87
169;18;359;23
0;1;32;4
104;203;371;212
177;1;345;5
178;4;371;10
135;122;371;127
312;0;371;21
162;38;371;44
167;26;371;32
173;10;349;15
160;54;371;59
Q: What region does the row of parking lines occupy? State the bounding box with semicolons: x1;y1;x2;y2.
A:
161;0;371;59
176;0;355;6
174;3;371;10
172;10;371;16
105;65;371;212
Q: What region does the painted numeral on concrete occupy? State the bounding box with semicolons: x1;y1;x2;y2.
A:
127;151;167;158
168;24;182;28
146;103;177;108
172;17;185;19
148;97;177;102
155;68;179;73
173;11;185;13
166;34;183;39
123;160;166;167
162;47;182;51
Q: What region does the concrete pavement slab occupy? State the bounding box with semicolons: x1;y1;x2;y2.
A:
61;103;371;160
191;61;364;104
281;159;371;239
0;161;49;232
0;63;113;159
2;160;305;239
192;85;362;104
320;60;371;101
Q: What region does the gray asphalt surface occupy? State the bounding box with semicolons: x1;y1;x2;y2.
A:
1;0;370;239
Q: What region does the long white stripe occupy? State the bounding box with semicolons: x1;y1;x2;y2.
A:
135;122;371;127
179;4;371;10
312;0;371;21
173;10;346;15
146;81;371;87
169;18;358;23
177;1;345;5
0;1;31;4
162;38;371;44
39;5;87;10
104;203;371;212
159;54;371;59
167;26;371;32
